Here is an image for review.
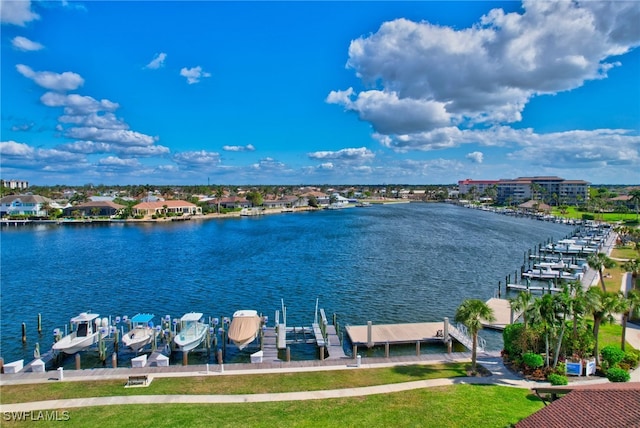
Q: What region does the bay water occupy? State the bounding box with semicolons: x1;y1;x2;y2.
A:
0;203;574;365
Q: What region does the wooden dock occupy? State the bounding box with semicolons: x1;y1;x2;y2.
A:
345;322;444;346
483;298;521;331
324;324;346;360
260;327;280;362
507;283;562;293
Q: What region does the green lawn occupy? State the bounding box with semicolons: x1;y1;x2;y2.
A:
1;385;543;428
1;363;468;404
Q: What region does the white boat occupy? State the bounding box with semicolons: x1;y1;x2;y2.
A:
52;313;102;355
122;313;158;352
173;312;208;352
228;310;262;350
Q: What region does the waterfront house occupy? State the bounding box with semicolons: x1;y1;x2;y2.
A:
0;194;54;217
262;196;302;209
210;196;252;210
62;201;125;218
133;200;200;217
518;199;551;214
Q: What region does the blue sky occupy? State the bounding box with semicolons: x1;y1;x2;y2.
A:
1;1;639;186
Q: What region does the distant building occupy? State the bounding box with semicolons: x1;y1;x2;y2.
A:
62;201;125;217
1;179;29;190
458;176;589;205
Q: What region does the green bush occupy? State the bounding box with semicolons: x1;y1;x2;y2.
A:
601;345;625;369
606;367;630;383
582;213;595;220
522;352;544;369
547;373;568;385
503;323;525;357
623;350;640;369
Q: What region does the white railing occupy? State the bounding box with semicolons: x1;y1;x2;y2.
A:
449;323;486;353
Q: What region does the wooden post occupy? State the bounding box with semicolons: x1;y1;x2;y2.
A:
366;321;373;348
217;349;223;365
22;322;27;343
114;329;119;353
0;358;3;374
111;352;117;368
416;341;420;356
37;313;42;335
447;340;452;354
353;344;358;359
182;351;188;366
498;281;501;298
319;346;325;361
75;353;81;370
385;342;390;358
286;346;291;362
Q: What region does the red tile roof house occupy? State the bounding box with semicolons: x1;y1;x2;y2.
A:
516;383;640;427
133;200;201;218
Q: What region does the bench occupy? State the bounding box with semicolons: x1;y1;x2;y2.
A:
126;375;149;387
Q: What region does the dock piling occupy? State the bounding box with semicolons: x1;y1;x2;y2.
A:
75;353;81;370
37;313;42;335
111;352;117;368
22;322;27;343
286;346;291;362
366;321;373;348
415;341;420;356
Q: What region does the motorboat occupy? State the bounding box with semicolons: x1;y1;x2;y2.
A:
173;312;208;352
122;313;158;352
228;310;262;350
52;313;104;354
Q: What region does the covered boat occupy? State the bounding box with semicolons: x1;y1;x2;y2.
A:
228;310;262;350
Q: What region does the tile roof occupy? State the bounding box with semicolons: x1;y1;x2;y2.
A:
517;383;640;428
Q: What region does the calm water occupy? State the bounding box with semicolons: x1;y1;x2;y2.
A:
0;203;574;365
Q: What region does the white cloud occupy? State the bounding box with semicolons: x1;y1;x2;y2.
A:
308;147;375;164
222;144;255;152
12;36;43;51
145;52;167;69
64;127;158;146
58;141;170;157
251;157;288;172
41;92;119;115
58;112;128;130
331;1;640;139
16;65;84;91
0;140;86;169
173;150;220;166
0;0;39;26
466;151;484;163
180;66;211;84
97;156;141;168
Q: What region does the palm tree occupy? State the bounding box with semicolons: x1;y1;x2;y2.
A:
584;287;625;366
526;294;561;368
587;253;616;292
621;289;640;351
508;291;533;329
629;189;640;221
623;259;640;280
454;299;495;374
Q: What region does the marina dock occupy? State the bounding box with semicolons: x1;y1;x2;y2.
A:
483;298;521;331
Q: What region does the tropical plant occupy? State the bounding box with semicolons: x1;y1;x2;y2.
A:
547;373;568;385
587;253;617;292
623;259;640;279
629;189;640;221
600;345;625;370
620;289;640;351
508;291;534;329
606;367;630;382
522;352;543;369
584;287;626;366
526;294;562;368
454;299;495;374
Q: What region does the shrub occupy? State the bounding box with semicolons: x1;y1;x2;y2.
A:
503;323;525;357
522;352;544;369
601;345;625;369
547;373;568;385
606;367;630;383
622;350;640;369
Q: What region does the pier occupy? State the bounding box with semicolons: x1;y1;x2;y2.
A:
345;318;483;356
482;298;521;331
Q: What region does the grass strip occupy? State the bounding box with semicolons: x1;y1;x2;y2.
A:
1;363;468;404
1;384;543;428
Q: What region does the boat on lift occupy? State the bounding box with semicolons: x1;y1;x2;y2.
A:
122;313;158;352
228;310;262;350
52;313;104;355
173;312;208;352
